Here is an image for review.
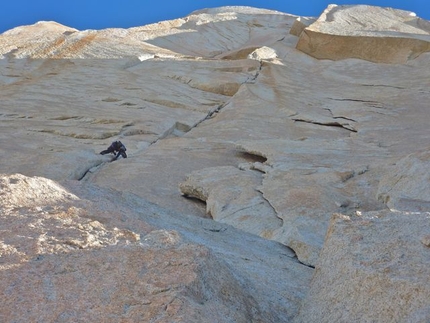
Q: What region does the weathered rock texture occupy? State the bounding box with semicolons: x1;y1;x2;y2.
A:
296;4;430;63
295;211;430;323
377;150;430;212
0;173;311;322
0;3;429;322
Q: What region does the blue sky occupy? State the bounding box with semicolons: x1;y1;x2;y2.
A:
0;0;428;34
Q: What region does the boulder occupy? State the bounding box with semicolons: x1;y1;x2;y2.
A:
247;46;278;60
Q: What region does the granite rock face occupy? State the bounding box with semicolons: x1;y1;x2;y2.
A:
1;4;430;322
377;150;430;212
296;4;430;63
0;173;311;322
295;211;430;323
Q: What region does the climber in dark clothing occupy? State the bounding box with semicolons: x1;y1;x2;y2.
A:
100;141;127;161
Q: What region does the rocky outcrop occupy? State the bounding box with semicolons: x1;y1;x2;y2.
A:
180;166;282;240
1;4;430;322
0;173;312;322
289;17;316;37
0;7;296;59
295;211;430;323
295;4;430;63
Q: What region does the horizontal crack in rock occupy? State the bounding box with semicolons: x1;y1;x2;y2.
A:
292;118;357;132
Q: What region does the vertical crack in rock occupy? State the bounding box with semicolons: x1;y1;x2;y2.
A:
171;60;264;135
197;102;229;125
77;161;106;181
255;186;284;227
243;60;263;84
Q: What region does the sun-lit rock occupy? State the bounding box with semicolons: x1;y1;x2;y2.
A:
1;3;430;321
295;4;430;63
0;173;312;322
289;17;316;37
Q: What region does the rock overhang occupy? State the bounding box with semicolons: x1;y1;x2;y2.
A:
295;4;430;63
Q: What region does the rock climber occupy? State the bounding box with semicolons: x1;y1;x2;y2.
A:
100;141;127;161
